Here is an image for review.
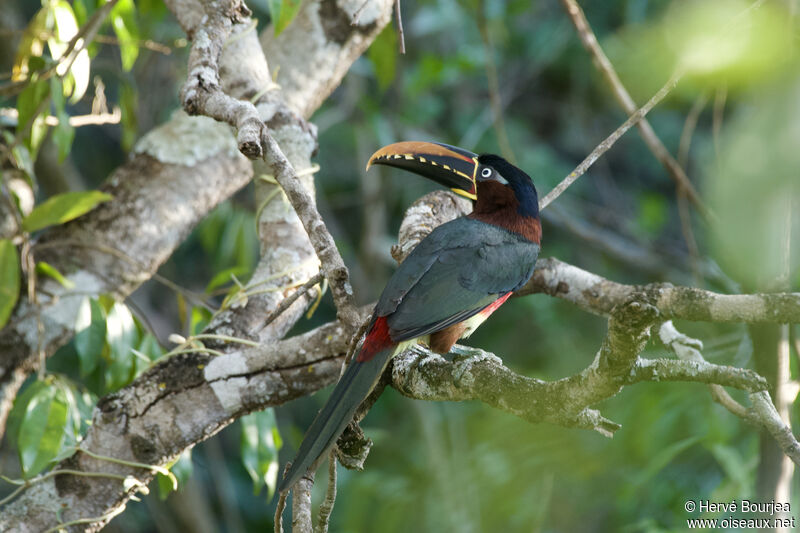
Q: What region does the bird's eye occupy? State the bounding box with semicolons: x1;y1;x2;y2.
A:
480;168;492;178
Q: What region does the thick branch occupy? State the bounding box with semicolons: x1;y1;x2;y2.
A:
398;191;800;324
0;318;354;532
390;301;774;439
523;258;800;324
630;358;767;392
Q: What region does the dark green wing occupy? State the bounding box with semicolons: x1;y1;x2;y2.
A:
376;217;539;341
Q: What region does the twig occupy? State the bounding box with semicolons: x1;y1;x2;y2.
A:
539;70;682;210
0;468;135;508
261;273;324;330
180;0;360;330
93;33;173;55
559;0;708;216
180;0;264;158
676;190;701;283
43;505;127;533
675;92;707;277
315;450;337;533
677;92;709;169
658;321;758;423
395;0;406;54
260;133;360;331
275;464;291;533
521;256;800;324
343;319;371;369
751;391;800;466
0;106;122;127
351;0;371;25
291;472;314;533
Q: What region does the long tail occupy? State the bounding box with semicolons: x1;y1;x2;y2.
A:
278;317;396;492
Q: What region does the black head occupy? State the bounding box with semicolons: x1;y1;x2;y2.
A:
475;154;539;219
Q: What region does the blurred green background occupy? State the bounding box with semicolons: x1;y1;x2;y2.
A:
1;0;799;531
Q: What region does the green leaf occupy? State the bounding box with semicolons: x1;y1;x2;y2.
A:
49;77;75;162
631;435;701;488
133;333;164;377
72;0;89;26
105;302;138;391
119;81;138;151
51;0;90;102
269;0;302;36
137;333;164;361
0;240;21;328
709;443;751;491
241;409;282;498
12;7;49;82
17;379;70;478
4;130;36;184
16;69;49;125
55;377;84;442
16;75;51;157
217;211;250;271
205;265;250;293
368;24;398;91
36;261;74;289
6;380;48;448
636;193;668;236
74;298;107;377
111;0;140;71
22;190;113;232
157;449;193;499
190;307;212;336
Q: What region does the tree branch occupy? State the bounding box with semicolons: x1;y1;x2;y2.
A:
390;303;772;437
539;70;682;210
260;133;361;330
177;0;364;331
0;113;252;437
558;0;708;216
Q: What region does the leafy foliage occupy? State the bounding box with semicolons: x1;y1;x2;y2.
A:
241;409;283;498
21;190;112;232
157;449;194;500
0;240;21;328
267;0;303;36
10;378;69;478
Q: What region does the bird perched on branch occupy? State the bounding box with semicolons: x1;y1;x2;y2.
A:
279;141;541;492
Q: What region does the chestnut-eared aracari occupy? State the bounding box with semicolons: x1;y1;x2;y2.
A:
279;141;541;492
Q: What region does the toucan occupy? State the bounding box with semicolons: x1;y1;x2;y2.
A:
278;141;541;492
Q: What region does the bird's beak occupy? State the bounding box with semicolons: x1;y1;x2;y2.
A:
366;141;478;201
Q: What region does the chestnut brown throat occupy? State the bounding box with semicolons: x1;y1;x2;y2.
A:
468;181;542;244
